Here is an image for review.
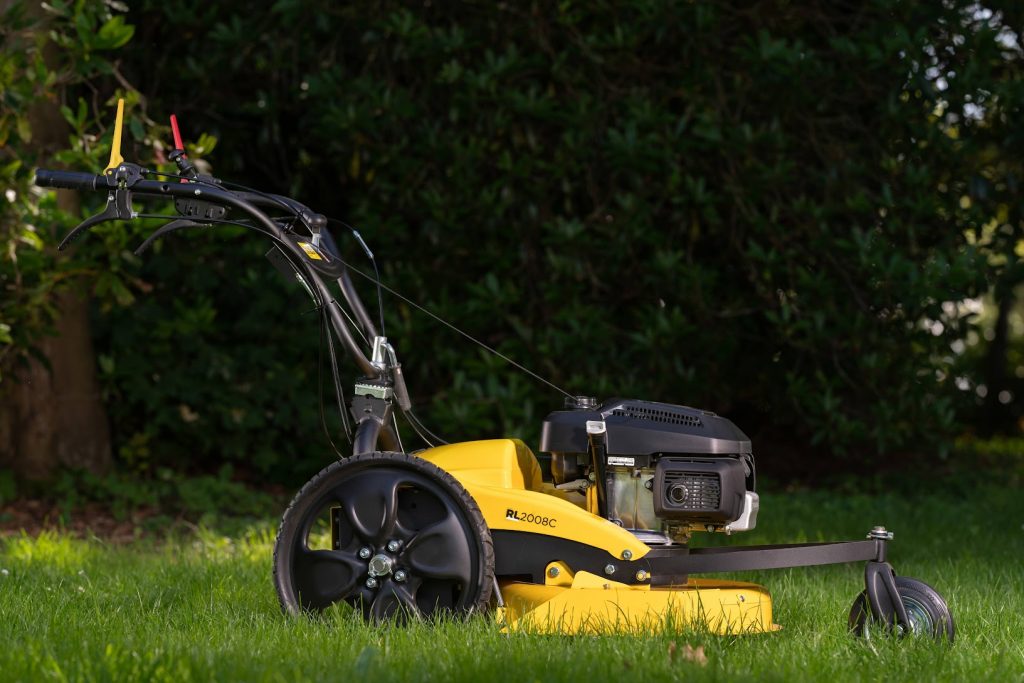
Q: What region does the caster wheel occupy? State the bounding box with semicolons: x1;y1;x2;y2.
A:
848;576;955;642
274;452;494;621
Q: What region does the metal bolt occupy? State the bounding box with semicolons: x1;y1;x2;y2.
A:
604;564;616;575
868;526;894;541
365;577;378;589
548;566;560;578
358;547;372;559
367;554;393;577
386;540;401;553
621;550;632;560
644;479;654;490
394;570;407;582
635;570;649;582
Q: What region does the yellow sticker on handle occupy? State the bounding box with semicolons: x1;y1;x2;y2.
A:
298;242;323;260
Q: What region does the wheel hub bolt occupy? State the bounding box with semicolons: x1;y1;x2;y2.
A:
386;540;401;553
394;570;407;582
358;547;372;559
365;577;378;589
367;553;394;577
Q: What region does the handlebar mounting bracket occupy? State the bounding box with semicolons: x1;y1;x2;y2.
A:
174;196;228;221
57;163;146;250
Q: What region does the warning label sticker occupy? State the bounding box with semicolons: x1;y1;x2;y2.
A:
298;242;323;260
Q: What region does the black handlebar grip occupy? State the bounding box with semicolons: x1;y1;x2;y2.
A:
34;169;103;191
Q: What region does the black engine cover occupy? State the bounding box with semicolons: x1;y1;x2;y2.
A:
540;398;752;456
652;457;746;523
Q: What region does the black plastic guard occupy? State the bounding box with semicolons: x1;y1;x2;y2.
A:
492;530;644;585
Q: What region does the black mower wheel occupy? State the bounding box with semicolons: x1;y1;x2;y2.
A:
273;452;493;622
848;576;955;643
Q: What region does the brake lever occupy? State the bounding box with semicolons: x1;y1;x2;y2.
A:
57;164;146;251
134;219;210;256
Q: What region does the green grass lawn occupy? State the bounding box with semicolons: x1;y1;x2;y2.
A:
1;485;1022;682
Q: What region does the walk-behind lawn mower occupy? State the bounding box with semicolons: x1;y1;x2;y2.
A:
38;101;954;641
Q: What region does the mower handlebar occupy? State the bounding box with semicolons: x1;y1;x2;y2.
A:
34;168;305;216
33;166;382;380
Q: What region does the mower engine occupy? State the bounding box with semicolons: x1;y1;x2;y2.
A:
541;397;758;543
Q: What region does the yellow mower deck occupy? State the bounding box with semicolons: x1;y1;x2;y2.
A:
498;575;777;635
418;438;780;634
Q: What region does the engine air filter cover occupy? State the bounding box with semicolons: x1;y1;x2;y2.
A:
539;398;751;457
653;457;745;523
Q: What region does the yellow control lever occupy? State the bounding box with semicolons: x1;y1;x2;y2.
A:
104;98;125;173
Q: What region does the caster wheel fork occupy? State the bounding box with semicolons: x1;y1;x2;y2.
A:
849;561;955;643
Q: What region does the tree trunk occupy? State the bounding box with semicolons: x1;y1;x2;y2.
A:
0;291;112;480
0;1;112;481
980;284;1013;438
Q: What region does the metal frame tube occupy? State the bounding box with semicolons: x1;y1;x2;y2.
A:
338;270;379;341
353;417;383;456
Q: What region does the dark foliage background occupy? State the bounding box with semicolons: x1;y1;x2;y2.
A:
6;1;1024;486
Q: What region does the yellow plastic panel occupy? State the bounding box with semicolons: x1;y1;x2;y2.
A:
419;439;536;490
465;484;647;558
417;444;647;561
419;439;648;560
499;575;778;635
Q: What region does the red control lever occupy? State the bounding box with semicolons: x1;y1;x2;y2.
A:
170;114;186;155
169;114;193;182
